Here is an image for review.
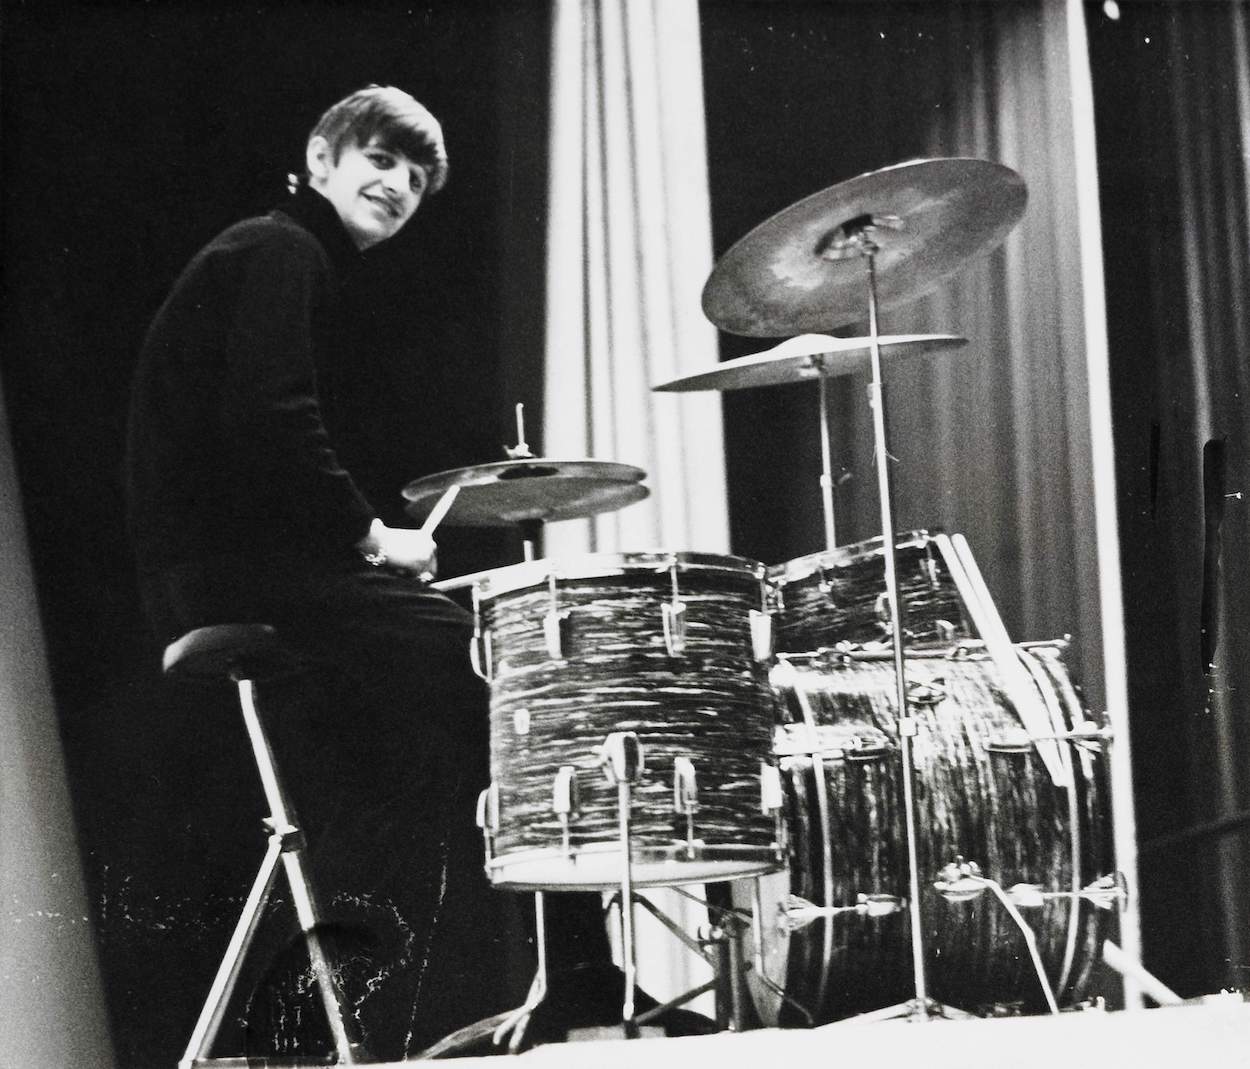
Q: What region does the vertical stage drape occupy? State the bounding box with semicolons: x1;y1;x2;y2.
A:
543;0;729;557
1092;0;1250;996
542;0;726;1011
831;2;1108;706
0;385;114;1067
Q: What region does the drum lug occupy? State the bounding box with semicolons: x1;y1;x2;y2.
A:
906;676;947;707
471;628;494;682
552;766;580;857
750;609;773;661
476;783;500;865
662;600;688;656
984;728;1035;754
920;546;943;590
544;609;572;661
673;757;700;857
781;892;904;932
843;738;891;762
598;731;645;786
873;591;892;628
760;762;787;855
759;762;784;812
934;857;987;903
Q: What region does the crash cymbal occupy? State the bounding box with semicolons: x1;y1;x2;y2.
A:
702;158;1027;337
653;332;967;392
402;459;648;527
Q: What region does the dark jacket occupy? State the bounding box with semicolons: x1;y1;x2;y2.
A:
125;185;375;571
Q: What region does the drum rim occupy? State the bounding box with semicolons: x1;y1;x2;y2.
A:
470;549;767;599
767;529;940;583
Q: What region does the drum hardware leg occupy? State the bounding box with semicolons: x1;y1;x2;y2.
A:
608;889;761;1033
933;859;1060;1014
598;732;645;1037
1101;941;1183;1007
490;892;551;1054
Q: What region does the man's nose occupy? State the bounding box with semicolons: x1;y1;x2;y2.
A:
381;167;406;194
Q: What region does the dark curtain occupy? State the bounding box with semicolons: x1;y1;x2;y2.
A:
1090;0;1250;997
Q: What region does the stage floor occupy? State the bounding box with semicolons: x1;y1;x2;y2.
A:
400;996;1250;1067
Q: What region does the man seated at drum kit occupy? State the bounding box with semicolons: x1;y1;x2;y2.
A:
128;78;1116;1058
125;85;706;1061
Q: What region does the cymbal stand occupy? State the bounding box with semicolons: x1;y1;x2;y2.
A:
518;518;544;562
819;215;931;1020
507;403;545;562
818;373;838;550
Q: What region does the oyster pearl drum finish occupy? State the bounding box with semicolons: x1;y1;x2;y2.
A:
769;531;970;653
760;643;1112;1023
471;552;784;890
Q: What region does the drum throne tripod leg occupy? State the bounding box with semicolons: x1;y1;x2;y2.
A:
166;625;364;1068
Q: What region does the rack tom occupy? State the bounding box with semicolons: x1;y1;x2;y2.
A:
469;551;784;890
769;530;968;652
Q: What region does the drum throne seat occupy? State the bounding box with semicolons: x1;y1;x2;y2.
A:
163;623;364;1069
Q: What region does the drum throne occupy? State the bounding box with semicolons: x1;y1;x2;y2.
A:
164;623;365;1069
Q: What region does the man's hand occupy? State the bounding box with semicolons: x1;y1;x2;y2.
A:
356;518;437;577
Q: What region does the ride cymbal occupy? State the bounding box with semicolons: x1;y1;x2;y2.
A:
402;459;648;526
653;333;967;392
702;158;1027;337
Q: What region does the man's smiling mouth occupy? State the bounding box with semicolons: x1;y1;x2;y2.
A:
364;193;399;218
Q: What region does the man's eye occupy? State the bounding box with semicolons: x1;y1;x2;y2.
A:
368;151;394;168
409;174;427;194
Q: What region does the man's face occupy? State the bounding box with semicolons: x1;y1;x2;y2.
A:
307;135;428;250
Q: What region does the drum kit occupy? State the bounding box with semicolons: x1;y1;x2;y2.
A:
406;158;1122;1053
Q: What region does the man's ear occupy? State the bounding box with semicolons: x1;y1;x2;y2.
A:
305;136;332;184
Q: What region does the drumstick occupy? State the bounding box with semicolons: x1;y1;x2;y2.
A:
418;485;460;536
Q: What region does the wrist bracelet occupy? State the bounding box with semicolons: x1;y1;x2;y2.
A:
361;549;387;568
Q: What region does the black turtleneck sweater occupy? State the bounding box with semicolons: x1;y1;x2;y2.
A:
126;186;377;571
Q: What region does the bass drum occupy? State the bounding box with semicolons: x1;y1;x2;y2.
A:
751;643;1113;1023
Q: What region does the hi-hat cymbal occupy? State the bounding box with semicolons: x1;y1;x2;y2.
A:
653;332;967;392
402;459;648;527
702;158;1027;337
